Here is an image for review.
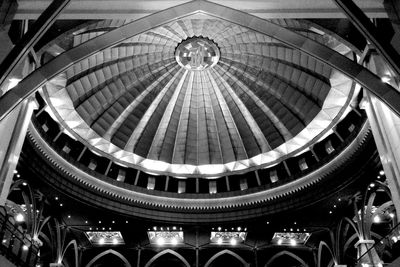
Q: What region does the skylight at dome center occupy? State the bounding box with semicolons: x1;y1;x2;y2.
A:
175;37;220;70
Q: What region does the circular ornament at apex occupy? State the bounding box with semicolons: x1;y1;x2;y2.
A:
175;37;220;70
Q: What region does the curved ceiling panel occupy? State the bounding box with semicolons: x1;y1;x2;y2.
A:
42;16;356;177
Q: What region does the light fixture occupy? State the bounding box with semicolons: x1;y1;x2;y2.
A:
230;238;237;245
112;238;118;245
15;213;24;222
13;170;18;174
389;213;395;218
373;215;381;223
329;211;332;214
381;76;391;84
55;197;59;200
370;183;375;188
99;238;105;245
277;239;283;245
60;203;63;207
22;245;29;251
171;238;178;245
99;221;101;224
217;238;223;245
7;78;21;90
157;237;165;246
112;221;115;224
67;215;71;219
379;170;385;176
17;174;21;178
85;221;88;224
290;239;296;246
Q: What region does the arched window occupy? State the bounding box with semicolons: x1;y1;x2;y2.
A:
85;249;131;267
204;249;249;267
144;249;190;267
265;251;309;267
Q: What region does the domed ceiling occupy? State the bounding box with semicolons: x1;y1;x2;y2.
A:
42;15;355;177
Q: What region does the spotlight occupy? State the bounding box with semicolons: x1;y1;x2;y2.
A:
22;245;29;251
373;216;381;223
99;238;105;245
290;239;296;246
112;238;118;245
381;76;391;84
15;213;24;222
157;238;165;246
171;238;178;245
277;239;283;245
217;238;223;245
390;213;395;218
379;170;385;176
230;238;237;245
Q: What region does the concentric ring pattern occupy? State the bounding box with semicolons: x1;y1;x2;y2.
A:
43;16;355;177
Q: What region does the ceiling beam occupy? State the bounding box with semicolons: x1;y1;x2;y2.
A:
1;0;399;124
14;0;387;20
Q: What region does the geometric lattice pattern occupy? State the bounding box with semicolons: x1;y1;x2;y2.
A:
43;16;356;177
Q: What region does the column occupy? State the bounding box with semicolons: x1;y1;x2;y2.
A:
384;0;400;55
0;98;36;206
0;0;18;94
361;52;400;217
354;239;383;267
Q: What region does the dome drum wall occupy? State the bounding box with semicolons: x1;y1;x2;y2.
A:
40;17;358;178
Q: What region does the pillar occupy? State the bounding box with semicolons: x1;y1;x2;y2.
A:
0;0;20;95
384;0;400;55
354;240;383;267
0;98;36;206
361;51;400;217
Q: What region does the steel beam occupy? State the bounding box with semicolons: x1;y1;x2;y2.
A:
333;0;400;77
1;0;400;123
0;0;70;88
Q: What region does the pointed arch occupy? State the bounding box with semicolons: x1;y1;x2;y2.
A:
265;251;309;267
317;241;337;267
85;249;131;267
144;249;190;267
61;240;79;267
204;249;249;267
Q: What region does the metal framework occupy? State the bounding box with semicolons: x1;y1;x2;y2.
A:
0;0;400;123
334;0;400;77
0;0;71;88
